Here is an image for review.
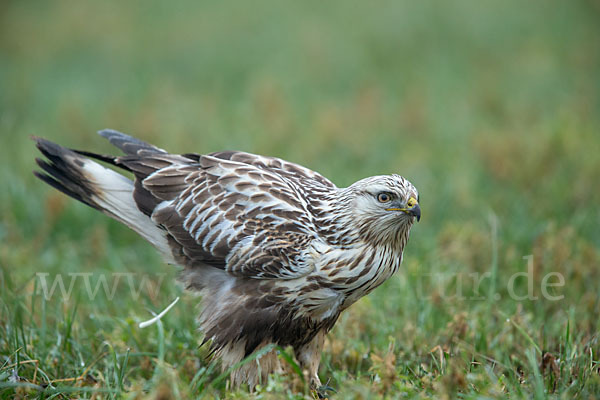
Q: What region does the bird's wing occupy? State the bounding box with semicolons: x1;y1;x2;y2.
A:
205;151;337;190
130;153;329;280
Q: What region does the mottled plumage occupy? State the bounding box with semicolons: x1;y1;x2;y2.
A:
33;130;420;390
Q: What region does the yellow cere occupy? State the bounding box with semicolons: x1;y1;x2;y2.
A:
407;197;418;208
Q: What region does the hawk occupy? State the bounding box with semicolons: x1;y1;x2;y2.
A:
33;130;420;390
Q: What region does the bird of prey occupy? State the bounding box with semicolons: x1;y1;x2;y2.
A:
33;130;420;390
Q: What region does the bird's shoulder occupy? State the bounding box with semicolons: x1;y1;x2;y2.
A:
205;150;337;192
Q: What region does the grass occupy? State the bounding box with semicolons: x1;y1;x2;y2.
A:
1;0;600;398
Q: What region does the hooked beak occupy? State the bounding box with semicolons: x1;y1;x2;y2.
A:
386;197;421;222
408;203;421;222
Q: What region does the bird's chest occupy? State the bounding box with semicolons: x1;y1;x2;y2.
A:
318;247;402;312
339;257;400;310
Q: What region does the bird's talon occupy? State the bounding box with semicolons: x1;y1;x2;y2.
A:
314;384;336;398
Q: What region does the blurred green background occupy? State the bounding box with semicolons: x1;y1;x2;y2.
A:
1;0;599;398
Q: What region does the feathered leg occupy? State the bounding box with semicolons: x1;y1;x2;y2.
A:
294;330;325;389
219;341;280;389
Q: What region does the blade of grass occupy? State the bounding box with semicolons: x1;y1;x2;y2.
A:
526;348;545;400
500;311;542;355
191;360;218;394
118;348;130;392
276;345;304;383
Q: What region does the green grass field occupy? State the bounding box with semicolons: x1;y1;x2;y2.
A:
1;1;600;398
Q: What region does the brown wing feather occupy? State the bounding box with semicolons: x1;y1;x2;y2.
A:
128;153;329;280
209;150;336;189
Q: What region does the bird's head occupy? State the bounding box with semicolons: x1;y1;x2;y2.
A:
344;174;420;247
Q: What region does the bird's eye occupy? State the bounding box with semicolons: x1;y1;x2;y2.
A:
377;193;392;203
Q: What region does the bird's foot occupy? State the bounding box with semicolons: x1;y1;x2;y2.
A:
315;384;336;399
311;378;336;399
